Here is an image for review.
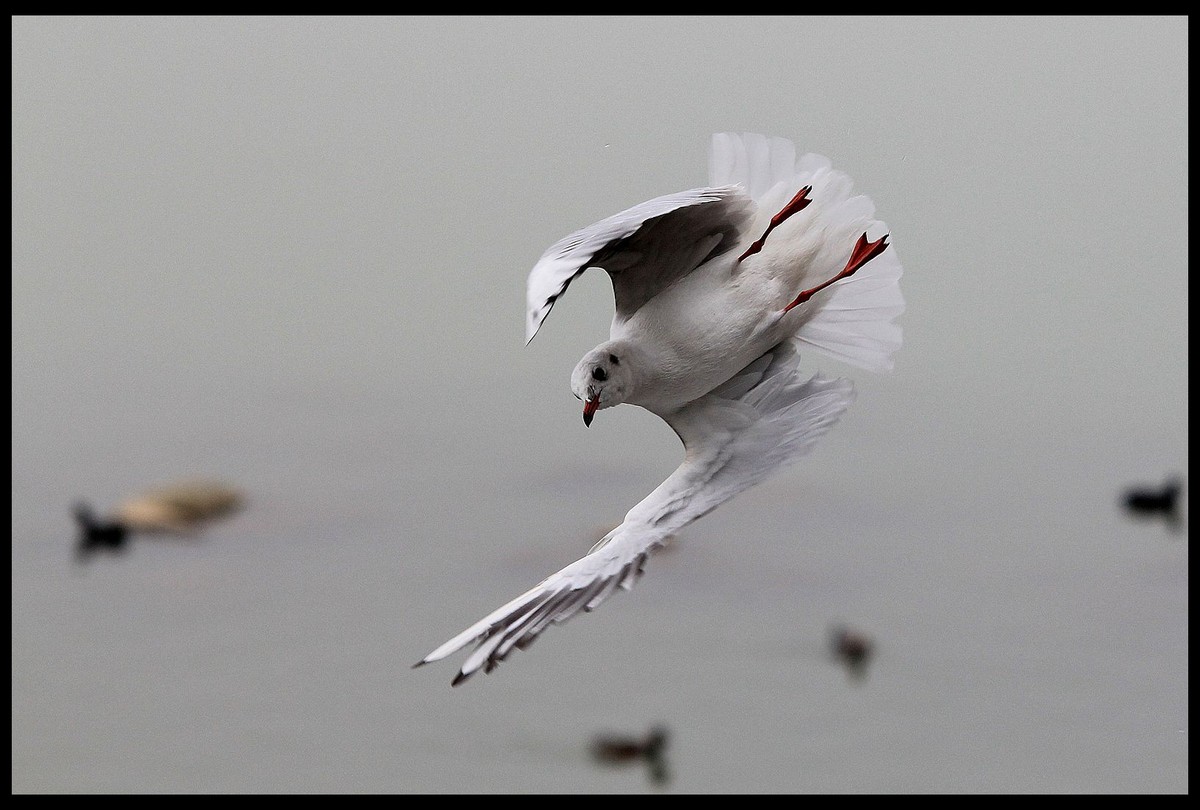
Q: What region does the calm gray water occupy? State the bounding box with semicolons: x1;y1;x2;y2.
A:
12;16;1188;793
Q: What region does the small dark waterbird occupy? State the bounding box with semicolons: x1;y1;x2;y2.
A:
1122;475;1184;533
73;502;130;560
589;725;671;787
829;624;875;680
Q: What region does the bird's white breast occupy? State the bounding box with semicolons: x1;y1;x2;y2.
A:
613;256;790;414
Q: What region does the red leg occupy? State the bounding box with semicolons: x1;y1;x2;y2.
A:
736;185;813;264
782;232;889;314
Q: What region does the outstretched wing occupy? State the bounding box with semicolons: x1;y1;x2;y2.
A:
414;342;855;685
414;522;668;687
525;186;753;343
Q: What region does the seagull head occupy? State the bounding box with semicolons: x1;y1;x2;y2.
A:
571;343;634;427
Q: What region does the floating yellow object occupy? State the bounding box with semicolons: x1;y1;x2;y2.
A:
111;479;244;534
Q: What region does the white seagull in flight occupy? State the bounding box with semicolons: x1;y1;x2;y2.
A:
417;132;904;685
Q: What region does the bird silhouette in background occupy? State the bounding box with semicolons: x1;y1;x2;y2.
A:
1121;475;1185;534
589;725;671;787
73;479;243;562
72;502;130;559
829;624;875;681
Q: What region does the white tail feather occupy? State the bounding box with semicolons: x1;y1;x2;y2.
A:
710;132;904;373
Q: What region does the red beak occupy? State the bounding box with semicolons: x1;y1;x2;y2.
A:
583;395;600;427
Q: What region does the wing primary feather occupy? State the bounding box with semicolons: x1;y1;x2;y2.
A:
584;574;622;611
488;590;576;671
454;590;569;684
416;587;552;666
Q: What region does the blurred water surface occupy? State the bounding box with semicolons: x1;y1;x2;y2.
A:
12;17;1187;793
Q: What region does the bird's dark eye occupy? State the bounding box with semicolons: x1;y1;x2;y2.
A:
592;367;608;381
608;354;619;365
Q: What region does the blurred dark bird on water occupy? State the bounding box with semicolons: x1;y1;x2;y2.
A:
72;502;128;557
829;624;874;680
1121;475;1184;533
73;479;244;561
589;725;670;787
